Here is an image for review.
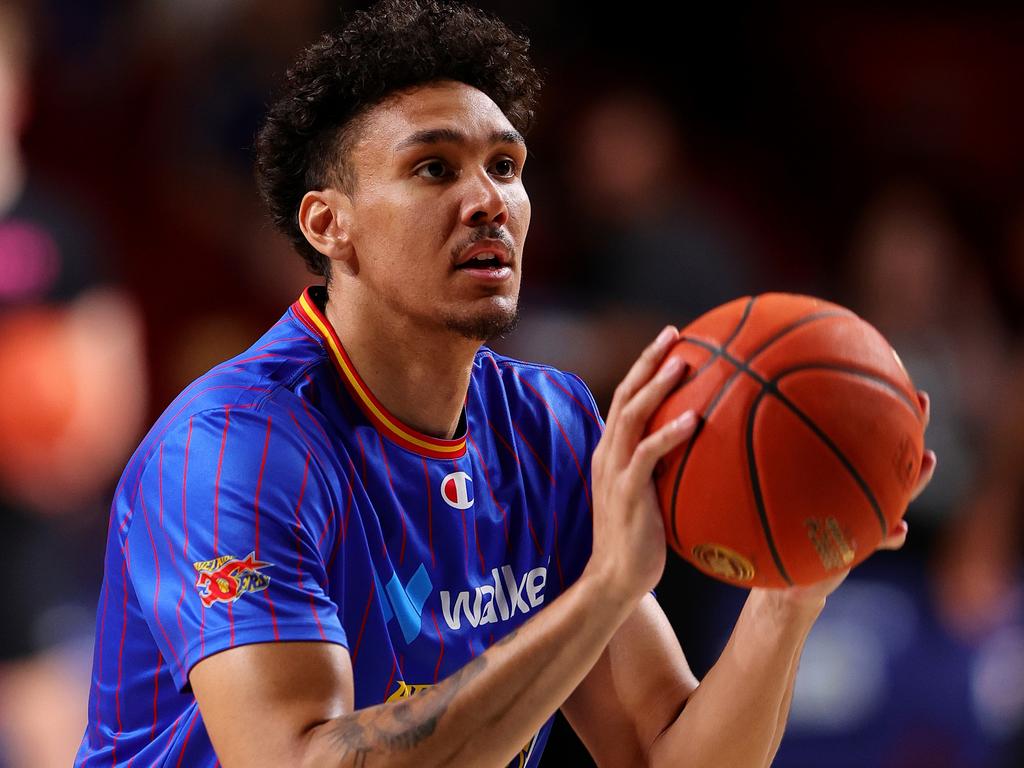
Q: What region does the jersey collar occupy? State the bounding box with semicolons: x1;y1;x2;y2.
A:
291;286;468;460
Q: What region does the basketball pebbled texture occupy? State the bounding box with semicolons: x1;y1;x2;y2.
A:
648;293;926;588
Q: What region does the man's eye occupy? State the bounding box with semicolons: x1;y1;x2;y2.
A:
416;161;450;179
491;159;517;178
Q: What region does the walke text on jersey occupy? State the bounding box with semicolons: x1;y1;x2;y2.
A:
440;561;548;630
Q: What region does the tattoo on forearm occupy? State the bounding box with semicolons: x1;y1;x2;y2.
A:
329;651;490;765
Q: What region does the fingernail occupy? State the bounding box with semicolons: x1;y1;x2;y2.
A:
656;326;676;347
674;410;696;430
661;358;681;377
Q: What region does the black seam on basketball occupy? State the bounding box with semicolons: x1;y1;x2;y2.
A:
723;296;757;351
668;417;706;551
746;389;793;585
764;384;889;536
673;297;756;388
681;309;853;377
704;369;744;419
679;336;719;354
744;310;854;364
772;363;919;413
687;339;890;539
676;306;895;573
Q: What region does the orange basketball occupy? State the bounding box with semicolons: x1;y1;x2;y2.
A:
648;294;926;588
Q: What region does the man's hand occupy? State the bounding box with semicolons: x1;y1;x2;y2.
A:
772;390;937;609
587;326;698;606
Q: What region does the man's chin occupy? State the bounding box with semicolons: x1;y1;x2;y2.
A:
442;304;520;342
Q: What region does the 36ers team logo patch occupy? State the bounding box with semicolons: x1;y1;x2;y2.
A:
193;552;273;607
441;471;474;510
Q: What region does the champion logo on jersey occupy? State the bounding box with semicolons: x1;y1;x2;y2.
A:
193;552;273;608
441;471;474;509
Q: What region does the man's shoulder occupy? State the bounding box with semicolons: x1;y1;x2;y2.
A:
471;347;604;436
473;346;587;387
133;310;334;462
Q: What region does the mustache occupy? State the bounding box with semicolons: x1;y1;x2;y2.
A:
451;227;516;261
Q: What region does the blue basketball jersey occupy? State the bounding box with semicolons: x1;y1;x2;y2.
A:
75;286;604;767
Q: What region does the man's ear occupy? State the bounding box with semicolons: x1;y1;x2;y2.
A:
298;189;355;266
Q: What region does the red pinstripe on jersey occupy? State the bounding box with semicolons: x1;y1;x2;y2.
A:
426;609;444;683
331;455;356;570
316;508;335;553
541;370;604;430
299;390;331;444
181;418;193;561
450;454;486;577
511;422;554;485
293;450;326;641
112;545;130;764
115;385;270;513
421;458;436;568
485;418;544;556
254;334;308;352
485;355;564;585
139;492;181;670
449;457;481;579
351;577;375;665
254;415;280;641
152;714;179;767
486;416;520;467
150;652;161;740
383;655;397;702
174;708;199;768
509;366;593;514
213;407;231;554
467;433;510;544
375;434;408;566
91;548;110;752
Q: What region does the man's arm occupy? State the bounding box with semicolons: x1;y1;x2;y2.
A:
192;567;633;767
562;589;818;768
566;448;934;768
189;326;697;767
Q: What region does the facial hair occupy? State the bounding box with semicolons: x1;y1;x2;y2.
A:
442;302;520;341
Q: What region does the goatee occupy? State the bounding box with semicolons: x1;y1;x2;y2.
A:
443;305;520;341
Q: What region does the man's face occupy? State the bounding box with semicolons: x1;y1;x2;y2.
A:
340;80;530;341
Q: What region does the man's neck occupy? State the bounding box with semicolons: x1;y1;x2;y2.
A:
323;286;479;440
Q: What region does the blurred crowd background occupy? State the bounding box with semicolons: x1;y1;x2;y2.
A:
1;1;1022;766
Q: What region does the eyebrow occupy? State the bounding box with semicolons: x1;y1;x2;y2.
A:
394;128;527;152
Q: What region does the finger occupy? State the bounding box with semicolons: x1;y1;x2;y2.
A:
878;519;909;551
624;409;699;491
607;326;679;427
612;357;691;459
910;449;937;502
917;390;931;429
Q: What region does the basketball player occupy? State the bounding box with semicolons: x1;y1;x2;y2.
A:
75;1;935;766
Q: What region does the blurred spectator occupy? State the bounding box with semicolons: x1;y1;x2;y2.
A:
993;199;1024;338
736;184;1024;767
501;90;760;407
0;5;147;767
844;183;1004;528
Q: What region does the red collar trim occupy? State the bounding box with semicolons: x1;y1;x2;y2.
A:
292;287;468;460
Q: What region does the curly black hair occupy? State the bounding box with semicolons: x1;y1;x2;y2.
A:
255;0;542;278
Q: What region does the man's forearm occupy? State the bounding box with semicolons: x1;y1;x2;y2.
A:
302;569;635;768
649;589;822;768
766;614;813;761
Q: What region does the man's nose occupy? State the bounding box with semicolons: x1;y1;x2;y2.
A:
459;171;509;228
